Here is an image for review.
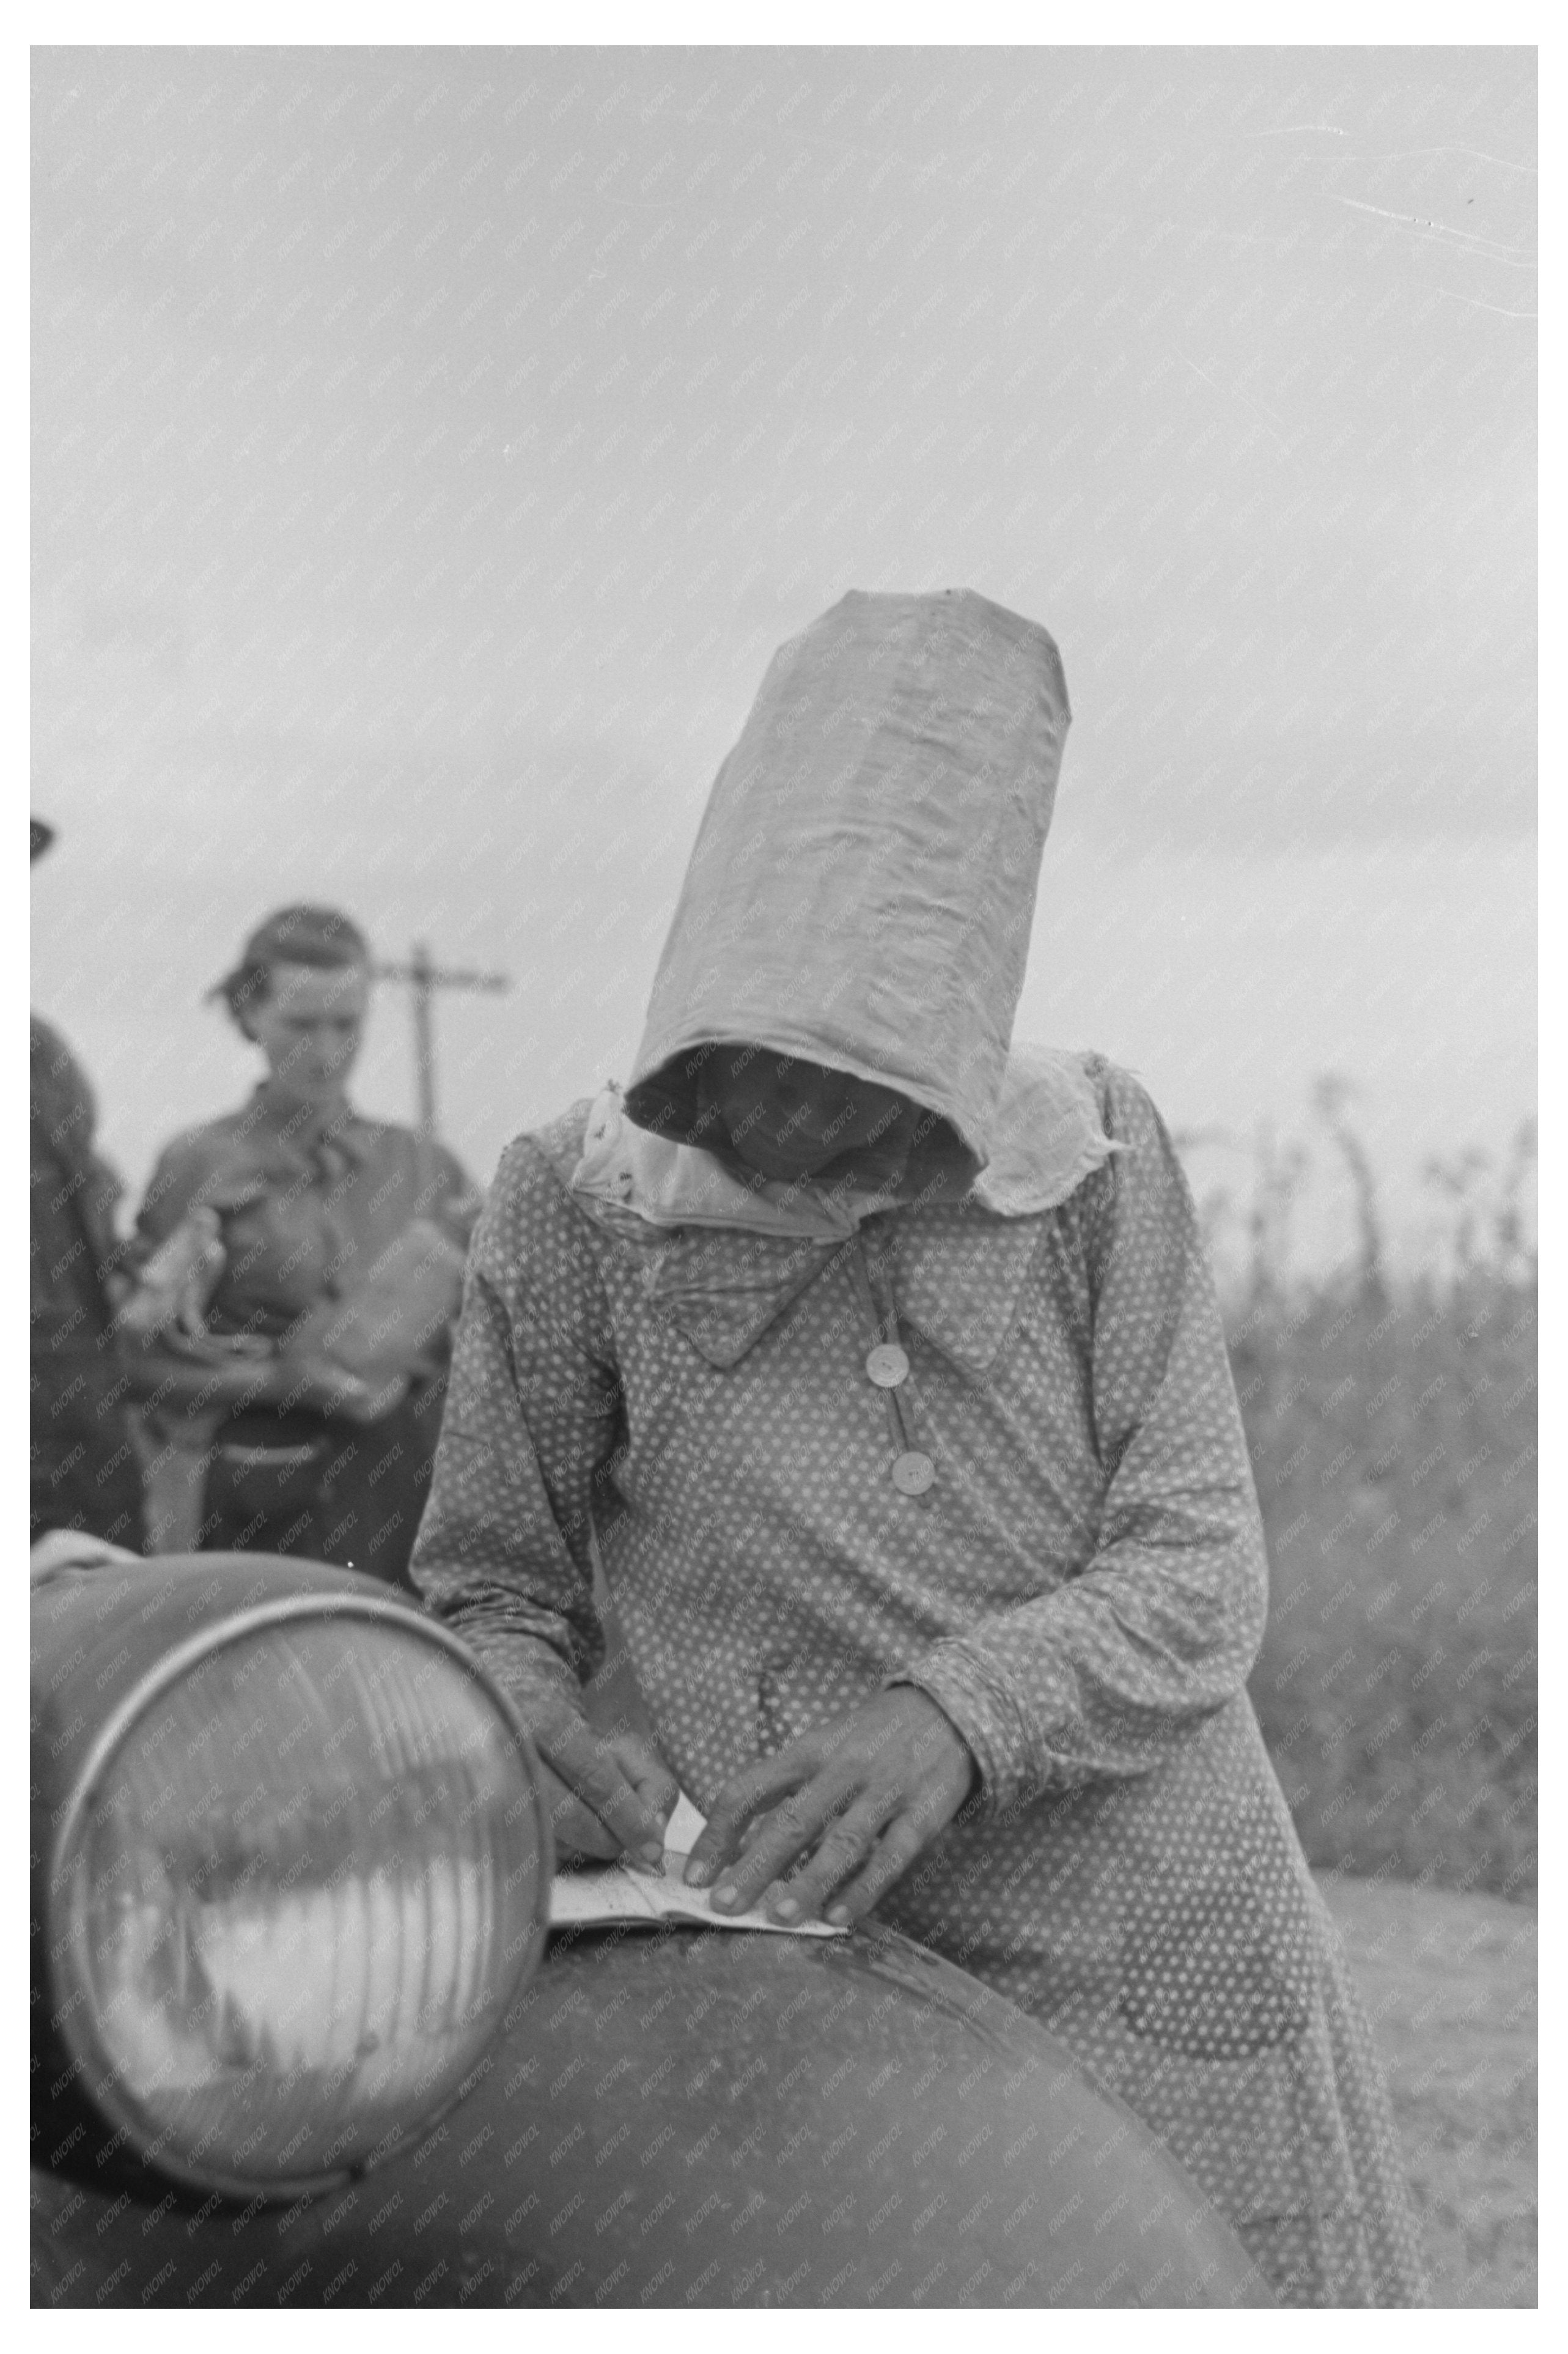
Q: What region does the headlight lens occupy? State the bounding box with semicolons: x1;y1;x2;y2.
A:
52;1605;547;2196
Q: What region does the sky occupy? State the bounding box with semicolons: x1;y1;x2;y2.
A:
29;45;1536;1275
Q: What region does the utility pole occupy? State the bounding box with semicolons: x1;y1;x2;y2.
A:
372;941;510;1189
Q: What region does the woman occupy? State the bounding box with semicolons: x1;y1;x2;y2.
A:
411;590;1427;2303
130;904;480;1584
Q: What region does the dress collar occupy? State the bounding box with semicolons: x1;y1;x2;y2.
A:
568;1045;1115;1238
627;1211;1051;1379
567;1046;1119;1376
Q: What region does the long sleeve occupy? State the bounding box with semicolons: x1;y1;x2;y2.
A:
133;1140;204;1253
120;1137;274;1420
894;1068;1268;1813
410;1133;626;1718
425;1140;485;1252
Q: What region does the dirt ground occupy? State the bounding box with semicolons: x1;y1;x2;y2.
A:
1315;1870;1537;2308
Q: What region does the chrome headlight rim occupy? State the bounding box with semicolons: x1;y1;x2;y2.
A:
45;1590;553;2204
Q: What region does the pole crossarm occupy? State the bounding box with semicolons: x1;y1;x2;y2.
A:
372;962;510;994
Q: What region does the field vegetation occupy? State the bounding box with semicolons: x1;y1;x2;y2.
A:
1182;1082;1537;1902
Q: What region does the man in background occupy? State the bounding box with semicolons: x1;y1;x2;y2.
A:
29;816;144;1559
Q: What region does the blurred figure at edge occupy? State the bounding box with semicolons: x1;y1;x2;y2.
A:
29;815;144;1567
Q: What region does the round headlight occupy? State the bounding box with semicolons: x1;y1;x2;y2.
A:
35;1563;549;2199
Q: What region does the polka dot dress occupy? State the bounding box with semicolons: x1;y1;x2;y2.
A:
413;1058;1429;2306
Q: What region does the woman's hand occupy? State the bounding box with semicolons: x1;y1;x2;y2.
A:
115;1207;226;1341
522;1699;680;1868
682;1689;977;1927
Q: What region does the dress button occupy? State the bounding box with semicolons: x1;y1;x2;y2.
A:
891;1450;935;1496
865;1343;910;1388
